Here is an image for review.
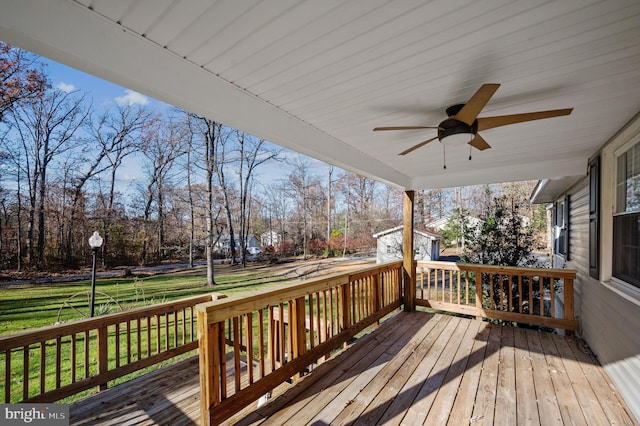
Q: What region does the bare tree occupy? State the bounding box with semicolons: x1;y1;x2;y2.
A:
236;131;280;266
138;117;185;265
88;104;156;265
186;115;227;285
9;88;88;268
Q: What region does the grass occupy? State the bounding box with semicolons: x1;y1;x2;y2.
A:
1;261;325;403
0;263;297;336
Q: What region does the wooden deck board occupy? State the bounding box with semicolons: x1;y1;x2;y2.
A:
69;312;637;426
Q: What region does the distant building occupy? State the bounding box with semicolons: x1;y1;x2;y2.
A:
215;234;261;254
373;226;441;264
260;230;280;247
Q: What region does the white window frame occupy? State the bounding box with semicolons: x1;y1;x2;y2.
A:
600;116;640;304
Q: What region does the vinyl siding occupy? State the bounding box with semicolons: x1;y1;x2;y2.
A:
556;177;640;421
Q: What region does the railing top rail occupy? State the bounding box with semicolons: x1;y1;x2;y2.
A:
416;260;576;279
196;261;402;325
0;293;223;348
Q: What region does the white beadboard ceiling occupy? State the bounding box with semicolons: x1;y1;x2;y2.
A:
1;0;640;190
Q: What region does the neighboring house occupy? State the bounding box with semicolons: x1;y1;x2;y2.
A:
530;112;640;417
373;225;441;264
216;234;261;254
260;230;280;247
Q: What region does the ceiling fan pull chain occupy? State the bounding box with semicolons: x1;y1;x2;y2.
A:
443;144;447;169
469;144;472;161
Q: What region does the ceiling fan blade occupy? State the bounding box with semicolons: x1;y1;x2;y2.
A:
399;136;439;156
477;108;573;131
373;126;439;131
454;83;501;125
468;134;491;151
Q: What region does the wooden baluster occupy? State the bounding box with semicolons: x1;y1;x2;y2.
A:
258;309;265;378
173;311;179;348
508;274;513;312
518;276;523;313
23;346;29;400
4;349;10;402
71;334;77;384
426;268;431;300
457;270;461;305
39;342;45;394
126;321;132;364
268;306;275;373
115;324;121;368
98;326;108;391
308;293;315;349
499;274;504;311
233;316;241;392
315;291;322;342
146;317;151;358
465;272;469;305
182;309;187;346
550;278;555;318
55;337;62;390
489;273;495;310
279;304;285;366
165;313;170;351
539;277;544;317
287;304;294;363
136;318;142;361
341;283;351;332
449;270;453;303
474;271;482;320
84;331;90;378
219;321;227;401
246;312;254;385
155;315;161;355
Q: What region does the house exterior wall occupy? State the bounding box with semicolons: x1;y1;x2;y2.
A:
551;117;640;421
375;232;438;264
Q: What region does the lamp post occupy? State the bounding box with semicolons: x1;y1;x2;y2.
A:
88;231;103;317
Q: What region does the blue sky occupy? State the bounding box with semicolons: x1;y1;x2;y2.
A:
41;57;332;195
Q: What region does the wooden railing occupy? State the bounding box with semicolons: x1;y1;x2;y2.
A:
416;261;577;331
0;293;224;403
197;261;403;425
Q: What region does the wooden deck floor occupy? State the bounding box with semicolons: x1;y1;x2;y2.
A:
70;312;636;425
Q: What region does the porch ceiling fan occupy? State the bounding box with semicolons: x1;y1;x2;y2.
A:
373;83;573;156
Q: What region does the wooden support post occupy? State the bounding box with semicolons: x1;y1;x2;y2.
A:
403;190;416;312
290;297;307;381
198;311;216;426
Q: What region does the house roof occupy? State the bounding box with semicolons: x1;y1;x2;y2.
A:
2;1;639;190
373;225;441;240
426;215;483;230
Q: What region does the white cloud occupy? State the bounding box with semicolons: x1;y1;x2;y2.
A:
56;82;76;93
115;89;149;106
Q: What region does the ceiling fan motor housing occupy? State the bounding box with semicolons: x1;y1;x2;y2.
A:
438;104;477;140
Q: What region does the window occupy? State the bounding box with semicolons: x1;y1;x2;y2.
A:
613;142;640;287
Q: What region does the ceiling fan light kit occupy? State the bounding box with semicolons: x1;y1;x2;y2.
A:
373;83;573;167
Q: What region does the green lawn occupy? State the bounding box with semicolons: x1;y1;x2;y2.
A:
0;263;297;336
